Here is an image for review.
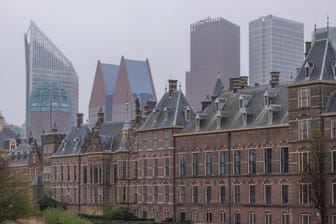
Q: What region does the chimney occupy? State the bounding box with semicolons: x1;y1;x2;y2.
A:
97;108;104;124
240;76;248;88
201;96;211;111
229;77;241;92
168;79;178;95
305;41;312;57
270;71;280;87
77;113;83;128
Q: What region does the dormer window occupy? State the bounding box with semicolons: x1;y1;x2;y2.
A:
215;98;220;112
242;112;247;127
304;61;314;79
196;115;200;131
332;61;336;78
239;96;243;109
268;108;273;125
264;91;269;107
216;113;221;129
184;106;191;121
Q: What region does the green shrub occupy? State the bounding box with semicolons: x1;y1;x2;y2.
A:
43;209;91;224
104;207;122;219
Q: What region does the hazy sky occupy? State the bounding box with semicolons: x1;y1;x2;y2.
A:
1;0;335;125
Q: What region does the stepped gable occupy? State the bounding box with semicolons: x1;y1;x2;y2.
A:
140;87;196;130
295;38;336;82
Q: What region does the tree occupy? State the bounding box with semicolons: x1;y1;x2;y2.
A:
0;158;34;222
301;126;327;224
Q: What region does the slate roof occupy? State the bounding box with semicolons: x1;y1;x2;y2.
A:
0;126;18;149
140;89;196;130
325;90;336;113
294;38;336;82
7;143;32;166
96;121;123;152
182;84;288;133
101;63;119;95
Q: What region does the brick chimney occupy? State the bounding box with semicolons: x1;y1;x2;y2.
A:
240;76;248;88
229;77;241;92
77;113;83;128
270;71;280;87
168;79;178;95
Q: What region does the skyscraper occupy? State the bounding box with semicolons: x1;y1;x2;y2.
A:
249;15;304;86
186;17;240;111
24;21;78;136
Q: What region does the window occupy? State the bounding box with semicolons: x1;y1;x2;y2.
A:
67;166;70;181
122;161;127;179
61;166;64;181
249;149;256;175
281;214;289;224
234;185;240;204
206;186;212;203
300;214;310;224
206;152;213;175
143;186;147;202
164;130;170;148
179;154;186;176
299;183;311;205
206;212;212;223
164;158;169;176
219;151;226;175
153;159;158;177
220;212;226;224
265;213;272;224
134;136;138;152
134;186;138;203
83;166;87;184
299;152;310;172
164;185;169;202
281;184;289;204
265;184;272;205
106;164;110;184
83;186;87;204
142;133;147;149
133;161;138;178
332;215;336;224
122;186;126;202
249;185;256;204
143;159;147;177
333;151;336;172
234;213;241;224
153;132;158;149
180;212;186;221
143;211;147;219
298;88;311;108
281;147;289;173
220;186;226;204
113;186;117;203
249;213;256;224
193;211;199;222
264;148;272;173
234;150;241;175
153;186;158;203
54;167;57;182
74;165;77;181
298;120;311;140
94;165;98;183
332;118;336;138
179;186;185;203
193;186;198;203
333;183;336;205
192;153;199;176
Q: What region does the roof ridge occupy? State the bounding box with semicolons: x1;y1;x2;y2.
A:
319;39;329;80
173;90;182;125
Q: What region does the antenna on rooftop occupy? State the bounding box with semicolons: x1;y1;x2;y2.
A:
327;13;330;30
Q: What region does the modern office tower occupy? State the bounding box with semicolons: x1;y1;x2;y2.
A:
249;15;304;86
28;80;72;139
186;17;240;111
24;21;78;136
112;57;156;122
89;61;119;126
313;26;336;48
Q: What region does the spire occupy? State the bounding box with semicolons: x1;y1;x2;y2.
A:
327;14;329;30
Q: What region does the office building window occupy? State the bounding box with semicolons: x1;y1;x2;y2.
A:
142;133;147;149
193;186;198;203
234;150;241;175
281;147;289;173
206;186;212;203
153;159;158;177
299;152;310;172
220;185;226;204
265;213;272;224
300;183;311;205
298;87;311;108
298;119;311;140
164;158;169;176
164;130;170;148
192;153;199;176
300;214;310;224
249;149;256;174
265;184;272;205
249;185;256;204
219;151;226;175
133;161;138;178
264;148;272;173
153;186;158;203
234;213;241;224
164;185;169;202
281;214;289;224
179;186;185;203
234;185;240;204
153;132;158;149
206;152;213;175
249;213;256;224
179;154;186;176
282;184;288;204
143;159;147;177
143;186;147;202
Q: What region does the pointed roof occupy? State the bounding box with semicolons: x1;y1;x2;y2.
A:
294;38;336;83
213;78;224;97
140;89;196;130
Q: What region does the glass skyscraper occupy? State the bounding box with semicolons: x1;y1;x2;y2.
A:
24;21;78;136
249;15;304;86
